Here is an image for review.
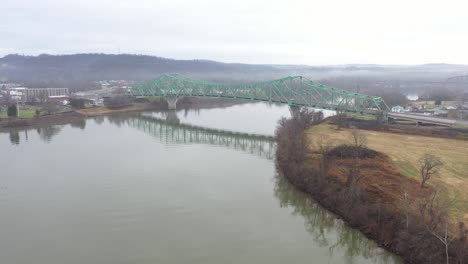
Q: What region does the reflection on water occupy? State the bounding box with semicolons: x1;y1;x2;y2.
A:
36;126;62;143
69;119;87;130
94;115;105;125
149;103;293;135
9;131;20;145
5;112;277;160
164;110;181;125
126;114;275;159
274;174;401;264
0;103;400;264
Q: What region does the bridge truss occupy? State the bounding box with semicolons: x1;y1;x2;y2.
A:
128;74;389;114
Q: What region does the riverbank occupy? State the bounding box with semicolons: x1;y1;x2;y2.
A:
308;119;468;222
0;111;87;130
275;110;468;264
0;97;249;131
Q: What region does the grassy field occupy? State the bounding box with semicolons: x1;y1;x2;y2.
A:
307;123;468;221
0;105;73;119
0;106;38;119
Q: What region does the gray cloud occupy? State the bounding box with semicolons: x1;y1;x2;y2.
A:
2;0;468;64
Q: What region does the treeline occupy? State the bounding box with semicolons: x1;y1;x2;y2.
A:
319;76;468;107
4;54;468;96
0;54;280;91
275;109;468;264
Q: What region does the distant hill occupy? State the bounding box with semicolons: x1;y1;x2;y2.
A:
0;54;281;90
2;53;468;92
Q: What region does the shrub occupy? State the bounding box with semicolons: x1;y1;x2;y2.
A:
69;98;86;109
105;96;132;110
327;145;379;159
7;104;17;117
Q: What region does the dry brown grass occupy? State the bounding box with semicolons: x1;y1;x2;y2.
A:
326;154;430;212
307;122;468;222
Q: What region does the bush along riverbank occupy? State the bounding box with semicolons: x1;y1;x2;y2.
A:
275;108;468;264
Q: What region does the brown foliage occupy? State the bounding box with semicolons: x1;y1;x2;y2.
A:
327;145;379;159
275;108;323;170
105;96;132;110
275;112;468;264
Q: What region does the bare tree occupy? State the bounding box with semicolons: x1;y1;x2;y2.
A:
350;127;368;147
334;113;347;129
38;90;48;103
42;102;58;115
454;222;468;263
317;135;333;177
419;190;453;264
402;189;410;229
419;154;443;188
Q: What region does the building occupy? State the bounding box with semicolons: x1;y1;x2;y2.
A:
25;88;69;102
4;87;27;101
47;95;70;105
2;87;69;102
391;105;405;113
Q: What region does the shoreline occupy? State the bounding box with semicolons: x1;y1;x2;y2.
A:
0;97;249;132
275;112;468;264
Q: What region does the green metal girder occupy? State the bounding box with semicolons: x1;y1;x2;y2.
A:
128;74;389;114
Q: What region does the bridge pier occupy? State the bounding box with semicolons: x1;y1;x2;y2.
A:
289;105;301;118
165;96;178;110
378;112;389;124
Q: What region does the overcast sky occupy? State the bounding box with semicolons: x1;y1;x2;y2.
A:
2;0;468;65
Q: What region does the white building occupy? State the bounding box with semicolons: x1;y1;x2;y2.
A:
5;87;27;101
3;87;69;102
391;105;405;113
25;88;69;101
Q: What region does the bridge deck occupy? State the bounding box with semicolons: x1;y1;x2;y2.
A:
388;112;468;127
129;74;389;115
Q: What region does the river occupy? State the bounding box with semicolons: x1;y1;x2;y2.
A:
0;102;401;264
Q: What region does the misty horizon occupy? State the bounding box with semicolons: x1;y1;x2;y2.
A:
3;0;468;65
1;53;466;67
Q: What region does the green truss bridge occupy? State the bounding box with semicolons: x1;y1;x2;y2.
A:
128;74;390;114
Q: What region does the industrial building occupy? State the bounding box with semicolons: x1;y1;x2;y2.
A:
1;87;69;102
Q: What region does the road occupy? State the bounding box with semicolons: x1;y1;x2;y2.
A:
388;112;468;127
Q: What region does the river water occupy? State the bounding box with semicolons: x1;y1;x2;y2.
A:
0;103;401;264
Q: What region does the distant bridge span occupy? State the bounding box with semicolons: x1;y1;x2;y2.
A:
128;74;389;114
127;114;275;160
128;74;466;127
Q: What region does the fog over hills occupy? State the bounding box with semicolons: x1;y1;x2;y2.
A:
1;53;468;92
0;54;281;90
